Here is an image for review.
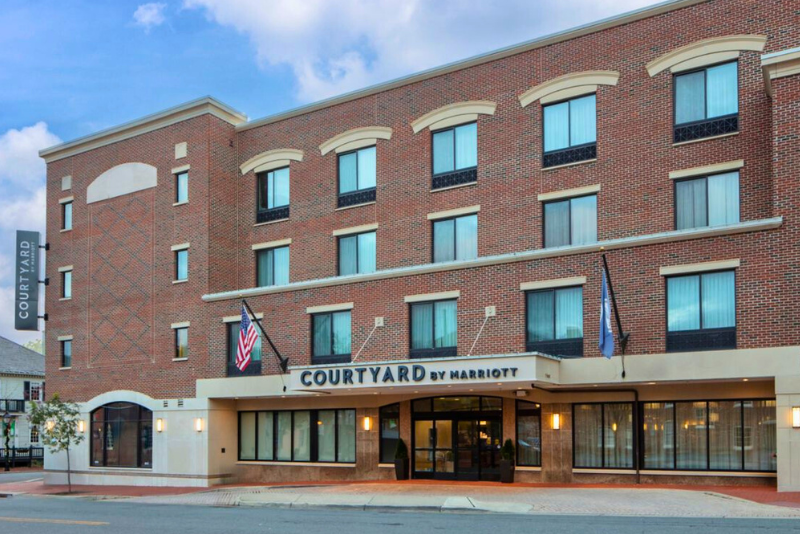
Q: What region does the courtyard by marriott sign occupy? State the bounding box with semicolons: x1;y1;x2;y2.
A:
14;230;41;331
289;354;546;392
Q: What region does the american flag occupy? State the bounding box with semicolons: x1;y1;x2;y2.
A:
236;305;259;371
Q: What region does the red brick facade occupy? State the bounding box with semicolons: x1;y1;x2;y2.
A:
44;0;800;402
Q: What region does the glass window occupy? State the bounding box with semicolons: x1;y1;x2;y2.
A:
318;410;336;462
293;411;311;461
175;327;188;359
239;412;256;460
527;287;583;342
676;401;707;469
257;167;290;211
175;249;188;281
176;172;188;203
642;402;674;469
339;231;376;276
380;404;400;463
516;401;541;467
337;409;356;462
544;195;597;248
227;322;262;364
573;404;603;468
675;62;738;125
61;340;72;368
62;201;73;230
339;146;376;194
62;270;72;299
604;403;634;468
410;300;457;356
667;271;735;332
433;122;477;175
432;214;478;263
257;412;273;461
30;425;40;444
573;403;633;468
256;246;290;287
543;94;596;152
90;402;153;468
676;172;739;230
276;411;292;461
312;311;351;361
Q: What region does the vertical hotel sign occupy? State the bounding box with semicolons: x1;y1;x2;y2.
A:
15;230;40;331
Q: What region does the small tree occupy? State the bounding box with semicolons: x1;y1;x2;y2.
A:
501;438;515;463
394;438;409;460
29;394;84;493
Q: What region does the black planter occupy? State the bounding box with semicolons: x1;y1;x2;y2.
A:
499;459;515;484
394;458;409;480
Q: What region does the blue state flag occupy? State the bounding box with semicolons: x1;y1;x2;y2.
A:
599;268;615;358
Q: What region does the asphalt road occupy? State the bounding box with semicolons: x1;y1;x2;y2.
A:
1;496;800;533
0;471;43;484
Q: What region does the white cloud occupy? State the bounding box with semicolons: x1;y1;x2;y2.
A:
184;0;659;102
0;285;41;346
0;122;60;193
134;3;168;31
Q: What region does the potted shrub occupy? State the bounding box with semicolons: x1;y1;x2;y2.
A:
394;438;410;480
500;438;515;483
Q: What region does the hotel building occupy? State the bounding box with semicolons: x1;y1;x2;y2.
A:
39;0;800;490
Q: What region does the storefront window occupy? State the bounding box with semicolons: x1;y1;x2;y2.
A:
516;401;541;467
380;404;400;463
90;402;153;468
573;403;633;469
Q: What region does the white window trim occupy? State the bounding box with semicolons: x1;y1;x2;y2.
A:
57;335;74;341
171;243;190;252
58;265;74;273
252;238;292;251
319;127;392;156
659;259;740;276
538;185;600;202
520;277;587;291
427;205;480;221
332;223;378;237
519;71;619;108
223;312;263;323
172;164;190;174
404;290;460;303
171;321;190;329
669;160;744;180
646;35;767;76
306;302;354;314
240;149;303;175
411;101;496;133
59;196;74;205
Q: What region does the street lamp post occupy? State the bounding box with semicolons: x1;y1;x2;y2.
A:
2;411;11;472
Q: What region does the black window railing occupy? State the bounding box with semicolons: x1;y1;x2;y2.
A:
338;188;376;208
0;399;25;412
256;205;289;224
409;347;457;360
543;143;596;169
431;167;477;190
226;360;262;377
526;339;584;358
666;327;736;353
673;114;738;144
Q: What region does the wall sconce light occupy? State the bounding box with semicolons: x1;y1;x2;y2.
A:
552;413;561;430
77;420;85;433
363;416;372;431
793;407;800;429
156;418;164;433
611;422;618;433
194;418;204;432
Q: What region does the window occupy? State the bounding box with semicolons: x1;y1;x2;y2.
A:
256;246;289;287
30;425;40;444
91;402;153;468
432;214;477;263
573;403;634;469
61;340;72;368
175;172;188;203
61;270;72;299
543;94;597;168
175;327;188;359
544;195;597;248
666;270;736;352
516;401;541;467
175;249;188;281
379;403;400;464
410;299;457;358
674;62;738;143
312;311;351;364
239;409;356;463
256;167;290;223
338;231;376;276
432;122;477;189
675;172;739;230
642;399;776;472
338;146;376;207
526;287;583;357
227;321;262;376
62;201;72;230
28;381;42;402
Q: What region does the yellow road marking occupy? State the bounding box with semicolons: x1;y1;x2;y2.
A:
0;516;109;526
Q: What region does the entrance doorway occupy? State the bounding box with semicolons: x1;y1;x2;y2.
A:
411;396;502;481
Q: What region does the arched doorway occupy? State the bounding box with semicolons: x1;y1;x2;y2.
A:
411;396;502;481
90;402;153;468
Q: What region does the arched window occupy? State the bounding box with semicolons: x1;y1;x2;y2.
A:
90;402;153;468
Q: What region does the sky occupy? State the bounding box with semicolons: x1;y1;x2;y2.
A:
0;0;661;346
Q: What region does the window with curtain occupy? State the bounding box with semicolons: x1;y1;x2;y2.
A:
256;246;290;287
174;327;188;359
175;250;188;281
61;340;72;368
62;270;72;299
674;62;738;143
675;172;739;230
312;311;351;363
544;195;597;248
410;299;457;358
432;214;478;263
175;172;189;203
666;270;736;351
432;122;477;175
526;287;583;357
90;403;153;468
542;94;597;168
338;231;377;276
239;409;356;463
339;146;377;194
380;403;400;463
573;403;633;469
642;402;675;469
257;167;290;211
227;321;262;375
516;401;541;466
62;201;73;230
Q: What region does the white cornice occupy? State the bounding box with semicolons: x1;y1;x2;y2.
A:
202;217;782;303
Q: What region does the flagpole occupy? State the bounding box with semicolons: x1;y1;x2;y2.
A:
601;250;630;378
242;299;290;377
